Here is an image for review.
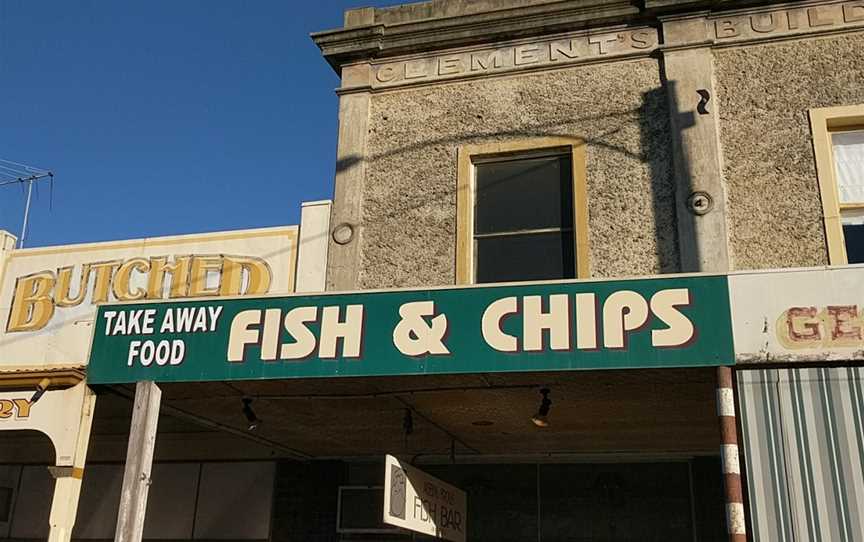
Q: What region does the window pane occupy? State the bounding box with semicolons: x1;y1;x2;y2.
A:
475;155;573;234
832;130;864;204
476;232;574;283
842;209;864;264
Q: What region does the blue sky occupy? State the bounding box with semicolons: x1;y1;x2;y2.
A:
0;1;393;247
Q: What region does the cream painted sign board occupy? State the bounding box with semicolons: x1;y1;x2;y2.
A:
730;265;864;363
383;455;466;542
0;382;93;466
0;226;298;370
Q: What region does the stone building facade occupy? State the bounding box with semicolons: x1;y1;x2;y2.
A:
313;1;864;541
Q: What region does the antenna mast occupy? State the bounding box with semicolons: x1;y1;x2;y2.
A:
0;159;54;248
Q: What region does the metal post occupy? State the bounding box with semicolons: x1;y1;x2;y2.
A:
115;381;161;542
19;179;33;249
717;367;745;542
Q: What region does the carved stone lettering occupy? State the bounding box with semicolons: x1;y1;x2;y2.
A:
787;9;805;30
588;33;621;55
438;56;463;75
369;28;658;88
630;30;656;49
751;13;779;33
471;50;506;71
376;65;397;83
405;61;428;80
715;19;741;38
514;44;541;65
809;5;838;26
714;1;864;41
549;39;579;60
844;1;864;22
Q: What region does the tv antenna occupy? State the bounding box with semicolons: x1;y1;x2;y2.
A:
0;158;54;248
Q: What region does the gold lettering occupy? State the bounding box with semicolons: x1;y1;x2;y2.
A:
147;256;191;299
12;398;32;418
113;258;150;301
0;400;13;419
220;256;272;296
188;256;223;297
7;271;55;332
90;261;121;304
55;265;90;307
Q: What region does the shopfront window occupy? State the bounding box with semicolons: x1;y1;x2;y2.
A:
456;138;589;284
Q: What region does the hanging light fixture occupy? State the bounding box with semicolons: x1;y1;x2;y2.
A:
242;398;261;431
531;388;552;428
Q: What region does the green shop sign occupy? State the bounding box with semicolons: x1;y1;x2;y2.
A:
87;275;734;384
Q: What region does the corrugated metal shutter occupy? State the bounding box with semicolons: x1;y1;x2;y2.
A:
738;367;864;541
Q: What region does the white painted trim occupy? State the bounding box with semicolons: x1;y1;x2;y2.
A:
721;444;741;475
296;200;332;293
717;388;736;417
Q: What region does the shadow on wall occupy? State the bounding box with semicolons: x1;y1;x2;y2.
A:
653;76;702;273
332;98;687;278
640;83;682;274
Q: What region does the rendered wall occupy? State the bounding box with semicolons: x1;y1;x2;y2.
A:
715;31;864;270
361;59;677;288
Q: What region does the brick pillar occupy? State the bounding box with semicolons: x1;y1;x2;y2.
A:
717;367;746;542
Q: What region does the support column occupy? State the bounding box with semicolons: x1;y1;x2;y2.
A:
47;385;96;542
660;16;729;273
325;63;372;292
717;367;745;542
114;381;161;542
661;15;744;542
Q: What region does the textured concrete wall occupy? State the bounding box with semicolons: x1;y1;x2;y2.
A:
715;32;864;270
360;59;676;288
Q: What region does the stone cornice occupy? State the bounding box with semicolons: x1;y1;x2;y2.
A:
312;0;799;73
312;0;641;73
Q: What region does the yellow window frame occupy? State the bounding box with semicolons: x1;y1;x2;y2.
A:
455;137;590;285
810;105;864;265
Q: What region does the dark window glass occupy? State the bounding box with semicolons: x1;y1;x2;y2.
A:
843;223;864;263
475;155;573;234
0;486;11;522
337;487;392;531
476;232;574;283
